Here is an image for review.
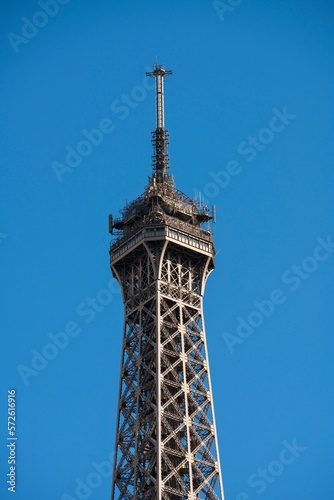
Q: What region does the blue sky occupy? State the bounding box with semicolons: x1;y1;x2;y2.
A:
1;0;334;499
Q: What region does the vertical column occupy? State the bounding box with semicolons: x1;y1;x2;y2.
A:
146;64;172;130
155;71;164;129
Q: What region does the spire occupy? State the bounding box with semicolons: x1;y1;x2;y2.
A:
146;64;172;183
146;64;172;128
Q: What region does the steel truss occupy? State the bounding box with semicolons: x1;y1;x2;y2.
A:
110;236;224;500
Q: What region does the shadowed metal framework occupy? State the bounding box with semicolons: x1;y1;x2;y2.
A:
109;65;224;500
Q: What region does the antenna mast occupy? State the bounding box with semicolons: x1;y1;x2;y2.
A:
146;64;172;183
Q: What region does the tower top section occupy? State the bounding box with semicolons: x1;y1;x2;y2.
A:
146;64;172;184
146;64;172;129
109;64;214;250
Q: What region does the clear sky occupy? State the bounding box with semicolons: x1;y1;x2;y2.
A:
1;1;334;499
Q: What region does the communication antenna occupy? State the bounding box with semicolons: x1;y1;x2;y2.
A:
146;65;172;183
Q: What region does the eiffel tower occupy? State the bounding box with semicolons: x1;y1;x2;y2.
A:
109;65;224;500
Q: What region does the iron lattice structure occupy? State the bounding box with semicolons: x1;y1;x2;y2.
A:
109;65;224;500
